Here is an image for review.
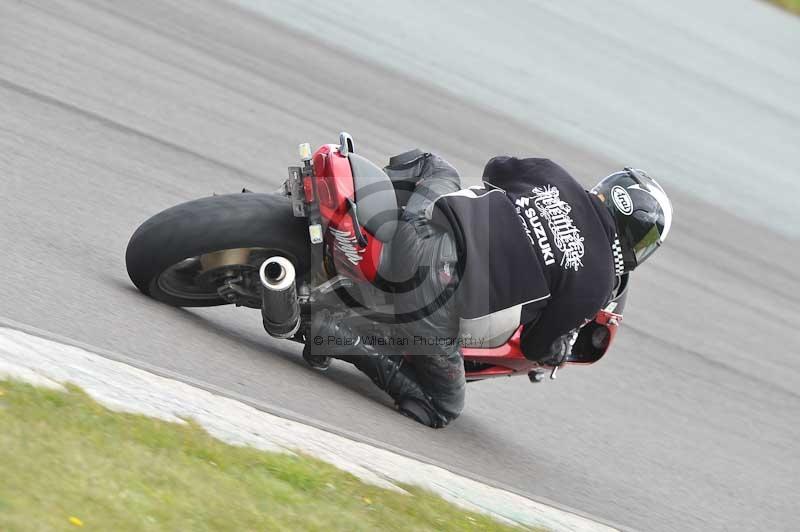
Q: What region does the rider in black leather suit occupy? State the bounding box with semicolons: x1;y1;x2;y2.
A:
311;151;673;429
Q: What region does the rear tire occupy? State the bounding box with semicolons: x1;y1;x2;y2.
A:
125;193;309;307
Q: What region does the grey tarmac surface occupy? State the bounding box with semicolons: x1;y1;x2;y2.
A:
239;0;800;237
0;1;798;530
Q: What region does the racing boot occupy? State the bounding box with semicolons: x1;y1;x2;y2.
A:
303;308;361;370
350;355;449;428
301;343;331;371
308;309;448;428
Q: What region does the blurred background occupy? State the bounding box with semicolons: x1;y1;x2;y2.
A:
0;1;798;530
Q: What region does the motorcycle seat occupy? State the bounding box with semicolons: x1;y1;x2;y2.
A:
348;153;399;242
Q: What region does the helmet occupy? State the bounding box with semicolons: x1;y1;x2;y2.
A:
591;168;673;272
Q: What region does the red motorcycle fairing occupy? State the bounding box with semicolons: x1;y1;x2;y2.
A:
312;144;382;282
461;308;622;380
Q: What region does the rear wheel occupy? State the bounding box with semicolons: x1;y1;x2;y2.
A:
125;193;309;307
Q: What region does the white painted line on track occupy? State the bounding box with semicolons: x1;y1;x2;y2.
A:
0;323;619;531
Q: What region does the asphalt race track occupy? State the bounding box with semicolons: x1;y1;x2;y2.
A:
1;1;798;530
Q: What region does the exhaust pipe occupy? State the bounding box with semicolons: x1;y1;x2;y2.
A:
259;256;301;339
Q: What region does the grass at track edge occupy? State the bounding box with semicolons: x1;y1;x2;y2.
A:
0;379;536;531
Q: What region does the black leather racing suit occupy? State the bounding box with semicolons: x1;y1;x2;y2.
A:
314;150;466;427
382;150;466;423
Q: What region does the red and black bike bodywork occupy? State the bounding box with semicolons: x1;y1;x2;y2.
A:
309;143;383;283
287;133;626;383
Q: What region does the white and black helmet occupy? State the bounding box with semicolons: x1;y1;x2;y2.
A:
592;168;673;272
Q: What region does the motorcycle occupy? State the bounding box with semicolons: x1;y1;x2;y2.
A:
126;132;627;383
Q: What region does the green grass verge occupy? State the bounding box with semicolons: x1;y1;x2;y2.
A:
769;0;800;14
0;380;534;531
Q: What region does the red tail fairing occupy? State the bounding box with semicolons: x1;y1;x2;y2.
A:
312;144;382;282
